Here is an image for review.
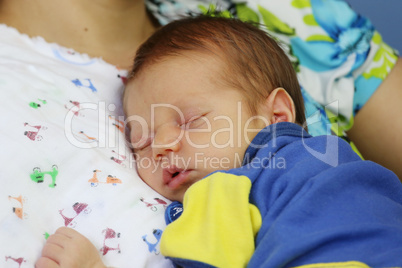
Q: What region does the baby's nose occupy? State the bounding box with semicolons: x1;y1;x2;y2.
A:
152;124;183;159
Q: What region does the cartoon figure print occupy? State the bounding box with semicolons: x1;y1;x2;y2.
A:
78;131;97;142
109;115;125;134
30;165;58;188
140;197;168;212
64;100;84;117
117;74;128;85
110;150;126;167
100;228;121;256
71;78;97;93
142;229;163;255
88;170;122;187
5;256;27;268
8;195;28;220
23;122;47;141
29;98;47;109
59;202;91;228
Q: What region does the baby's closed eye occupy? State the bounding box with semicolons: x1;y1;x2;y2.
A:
181;114;209;130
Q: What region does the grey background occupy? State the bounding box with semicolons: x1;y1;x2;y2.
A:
346;0;401;53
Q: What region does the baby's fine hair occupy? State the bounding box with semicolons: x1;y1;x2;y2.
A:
130;15;306;126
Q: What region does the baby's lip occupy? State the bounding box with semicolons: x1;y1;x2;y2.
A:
162;166;191;189
162;165;184;184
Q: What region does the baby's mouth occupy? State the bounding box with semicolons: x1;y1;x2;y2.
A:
163;166;183;183
163;166;192;188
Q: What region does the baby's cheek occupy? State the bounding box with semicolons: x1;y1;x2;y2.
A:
184;131;213;148
134;153;153;176
222;149;246;170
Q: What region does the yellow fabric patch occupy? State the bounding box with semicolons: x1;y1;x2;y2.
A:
160;172;262;268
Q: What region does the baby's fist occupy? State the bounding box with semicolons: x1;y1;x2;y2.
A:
36;227;106;268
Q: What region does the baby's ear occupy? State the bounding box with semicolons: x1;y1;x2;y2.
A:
264;87;296;124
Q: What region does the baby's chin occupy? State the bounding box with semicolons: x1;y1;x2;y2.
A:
168;190;185;204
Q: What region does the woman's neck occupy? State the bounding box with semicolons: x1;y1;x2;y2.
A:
0;0;157;69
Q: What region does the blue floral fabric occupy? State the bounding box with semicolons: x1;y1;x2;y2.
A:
146;0;399;153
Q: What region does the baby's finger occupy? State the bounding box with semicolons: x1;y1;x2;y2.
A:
46;233;69;248
41;241;64;265
35;256;59;268
55;226;93;248
55;226;81;238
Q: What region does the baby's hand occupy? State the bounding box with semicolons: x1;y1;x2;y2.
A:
36;227;106;268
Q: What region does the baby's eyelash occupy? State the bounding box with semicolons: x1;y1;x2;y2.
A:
181;114;207;129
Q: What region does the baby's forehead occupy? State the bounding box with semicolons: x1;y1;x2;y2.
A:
133;48;226;76
123;50;232;116
129;52;225;88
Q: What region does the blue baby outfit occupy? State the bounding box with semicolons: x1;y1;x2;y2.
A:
162;123;402;267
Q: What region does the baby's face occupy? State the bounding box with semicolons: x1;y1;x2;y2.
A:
124;53;267;202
